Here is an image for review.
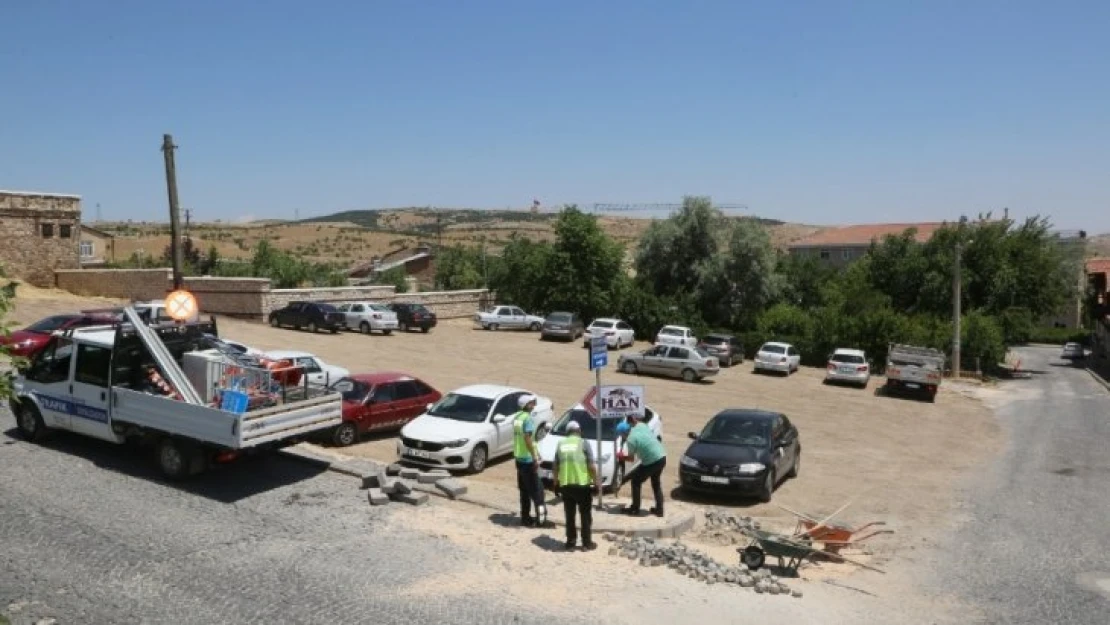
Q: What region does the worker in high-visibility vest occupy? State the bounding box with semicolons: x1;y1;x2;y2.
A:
551;420;600;551
512;394;547;526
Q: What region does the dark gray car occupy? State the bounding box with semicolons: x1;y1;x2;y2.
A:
540;311;584;341
699;333;744;366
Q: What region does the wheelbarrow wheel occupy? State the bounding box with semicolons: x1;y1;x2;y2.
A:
741;545;766;570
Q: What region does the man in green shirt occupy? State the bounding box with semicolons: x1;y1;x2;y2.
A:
512;394;546;526
551;420;599;550
619;413;667;517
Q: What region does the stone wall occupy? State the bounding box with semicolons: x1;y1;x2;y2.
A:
53;268;490;321
0;191;82;287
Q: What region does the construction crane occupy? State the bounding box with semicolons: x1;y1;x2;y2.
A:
591;202;750;218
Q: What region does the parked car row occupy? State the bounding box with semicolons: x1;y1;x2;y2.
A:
267;301;438;334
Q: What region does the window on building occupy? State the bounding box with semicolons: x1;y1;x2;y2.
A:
59;224;72;238
41;223;54;238
819;249;830;260
80;241;94;258
842;249;852;260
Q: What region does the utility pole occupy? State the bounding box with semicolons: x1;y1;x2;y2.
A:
952;215;968;378
184;208;192;237
162;134;184;290
95;202;102;222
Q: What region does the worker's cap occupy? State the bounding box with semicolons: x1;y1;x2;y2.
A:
615;422;631;436
566;421;582;432
518;394;537;408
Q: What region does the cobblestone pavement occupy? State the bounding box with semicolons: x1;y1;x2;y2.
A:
0;406;588;625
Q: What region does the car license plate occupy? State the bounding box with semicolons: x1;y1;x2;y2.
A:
700;475;729;484
840;366;855;373
405;447;432;459
905;382;920;389
539;469;553;480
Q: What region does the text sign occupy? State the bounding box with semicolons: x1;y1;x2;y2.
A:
589;335;608;370
581;385;645;419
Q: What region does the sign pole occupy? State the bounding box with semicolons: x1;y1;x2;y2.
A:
595;364;603;510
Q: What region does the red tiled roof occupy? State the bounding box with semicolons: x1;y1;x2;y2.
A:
1087;257;1110;276
788;222;947;248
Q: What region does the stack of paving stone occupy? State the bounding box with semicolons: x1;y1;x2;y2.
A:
603;534;801;598
698;508;762;545
363;463;468;506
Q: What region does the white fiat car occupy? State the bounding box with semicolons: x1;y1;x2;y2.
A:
536;404;663;493
397;384;555;473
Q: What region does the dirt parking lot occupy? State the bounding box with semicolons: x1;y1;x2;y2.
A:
7;290;1003;543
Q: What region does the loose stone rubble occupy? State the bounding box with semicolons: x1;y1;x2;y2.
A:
603;534;801;598
363;465;469;506
697;508;761;545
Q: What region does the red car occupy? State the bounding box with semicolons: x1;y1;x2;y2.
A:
1;313;118;358
327;372;441;446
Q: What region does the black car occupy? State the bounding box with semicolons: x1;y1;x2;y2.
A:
540;311;585;341
678;409;800;502
390;302;437;333
268;301;346;333
698;333;744;366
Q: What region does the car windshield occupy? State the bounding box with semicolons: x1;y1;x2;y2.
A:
659;327;682;336
369;304;392;312
552;409;623;440
25;315;76;333
831;353;865;364
427;393;494;423
591;321;614;329
703;335;728;344
329;378;372;402
760;344;786;354
697;416;770;447
548;313;572;322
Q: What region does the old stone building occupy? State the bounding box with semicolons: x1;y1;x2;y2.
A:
79;224;116;267
0;190;82;286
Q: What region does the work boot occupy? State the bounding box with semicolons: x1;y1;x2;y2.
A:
564;541;576;551
581;542;598;551
650;507;664;517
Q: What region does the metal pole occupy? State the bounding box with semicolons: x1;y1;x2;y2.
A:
952;240;962;378
162;134;184;290
595;366;603;510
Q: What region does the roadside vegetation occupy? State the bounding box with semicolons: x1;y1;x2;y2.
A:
436;197;1085;373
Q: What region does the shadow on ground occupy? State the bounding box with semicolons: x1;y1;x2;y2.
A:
2;428;327;503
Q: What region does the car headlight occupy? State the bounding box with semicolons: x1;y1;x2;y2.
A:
737;463;766;474
442;439;469;448
680;454;701;468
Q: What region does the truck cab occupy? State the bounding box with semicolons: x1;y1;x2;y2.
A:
11;308;343;479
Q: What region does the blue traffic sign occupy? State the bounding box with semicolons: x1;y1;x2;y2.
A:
589;336;608;370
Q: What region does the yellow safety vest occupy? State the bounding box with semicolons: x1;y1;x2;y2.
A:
557;436;590;487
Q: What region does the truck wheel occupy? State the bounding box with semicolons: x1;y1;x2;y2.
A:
467;444;489;473
157;438;206;480
360;322;370;334
332;423;358;447
15;403;50;442
529;322;541;331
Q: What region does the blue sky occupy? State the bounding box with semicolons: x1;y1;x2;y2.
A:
1;1;1107;232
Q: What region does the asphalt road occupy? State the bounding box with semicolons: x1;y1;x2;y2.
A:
0;409;587;625
924;346;1110;624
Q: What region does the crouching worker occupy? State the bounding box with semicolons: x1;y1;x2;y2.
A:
552;421;600;551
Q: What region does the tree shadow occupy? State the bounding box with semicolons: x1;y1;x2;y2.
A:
2;428;327;504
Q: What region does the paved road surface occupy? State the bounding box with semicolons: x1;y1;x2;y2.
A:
0;409;586;625
925;346;1110;624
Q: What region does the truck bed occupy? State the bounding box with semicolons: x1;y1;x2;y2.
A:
111;388;343;449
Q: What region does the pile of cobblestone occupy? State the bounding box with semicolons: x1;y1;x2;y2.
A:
697;508;761;545
363;463;468;506
603;534;801;597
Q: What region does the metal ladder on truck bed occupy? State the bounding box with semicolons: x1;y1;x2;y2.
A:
122;306;205;405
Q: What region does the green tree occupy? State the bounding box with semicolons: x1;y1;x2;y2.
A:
488;235;554;312
378;266;410;293
434;245;489;290
542;206;626;321
1;266;22;400
634;196;723;302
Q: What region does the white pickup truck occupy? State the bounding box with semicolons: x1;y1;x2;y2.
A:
8;307;343;479
474;305;545;331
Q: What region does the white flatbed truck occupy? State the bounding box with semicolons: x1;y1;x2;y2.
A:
8;307;343;479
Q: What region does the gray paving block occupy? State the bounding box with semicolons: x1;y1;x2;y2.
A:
379;477;399;494
360;471;382;489
385;463;404;476
391;492;429;506
398;467;422;480
417;470;451;484
366;488;389;506
434;478;468;499
391;479;413;495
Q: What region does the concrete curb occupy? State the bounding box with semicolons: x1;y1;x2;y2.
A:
1085;367;1110;393
279;446;695;538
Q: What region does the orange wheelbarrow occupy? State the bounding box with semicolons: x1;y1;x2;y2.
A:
795;519;893;554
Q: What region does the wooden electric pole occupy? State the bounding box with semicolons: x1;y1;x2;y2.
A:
162;134;184;290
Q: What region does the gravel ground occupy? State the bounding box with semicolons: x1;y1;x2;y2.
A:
0;407;590;625
914;346;1110;624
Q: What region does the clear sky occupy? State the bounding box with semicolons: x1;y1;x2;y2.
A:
1;1;1107;232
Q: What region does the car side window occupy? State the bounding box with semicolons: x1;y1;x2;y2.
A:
618;322;631;330
371;384;396;403
511;307;524;316
667;347;688;359
296;357;322;373
351;304;363;313
412;380;434;396
493;393;522;419
393;381;420;400
74;343;112;387
27;337;74;384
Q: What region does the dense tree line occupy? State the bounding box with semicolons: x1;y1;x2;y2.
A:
435;197;1085;372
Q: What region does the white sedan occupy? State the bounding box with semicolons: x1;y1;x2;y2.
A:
753;341;801;375
336;301;399;335
263;349;350;387
397;384;555;473
583;318;636;349
536;404;663;493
